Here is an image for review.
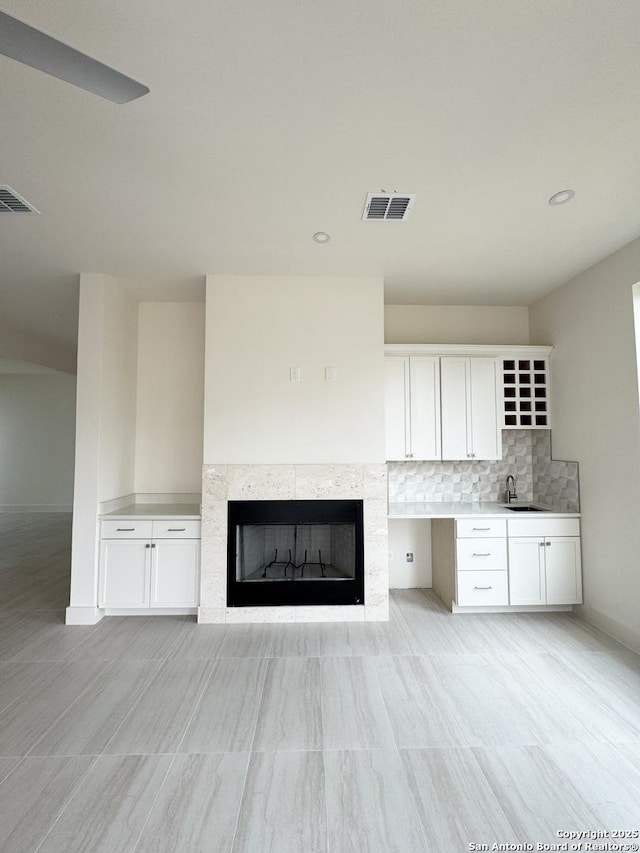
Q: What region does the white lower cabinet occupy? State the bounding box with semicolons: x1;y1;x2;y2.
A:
507;519;582;606
99;540;150;608
99;517;200;610
454;518;509;607
445;515;582;610
457;570;509;606
150;540;200;607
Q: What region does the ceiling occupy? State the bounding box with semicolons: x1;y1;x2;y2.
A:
2;0;640;353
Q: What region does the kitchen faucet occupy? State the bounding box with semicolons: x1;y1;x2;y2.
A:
505;475;517;504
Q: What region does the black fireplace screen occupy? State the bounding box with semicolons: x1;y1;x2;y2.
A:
227;500;364;607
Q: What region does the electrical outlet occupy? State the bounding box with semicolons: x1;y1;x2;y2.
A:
406;552;414;563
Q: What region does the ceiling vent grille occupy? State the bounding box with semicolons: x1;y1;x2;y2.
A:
0;185;40;213
362;193;415;221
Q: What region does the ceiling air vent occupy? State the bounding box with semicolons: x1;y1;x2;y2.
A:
0;185;40;213
362;193;415;221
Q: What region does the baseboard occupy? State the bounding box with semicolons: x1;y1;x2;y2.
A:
104;608;197;616
451;603;571;614
0;504;73;513
65;606;104;625
574;603;640;655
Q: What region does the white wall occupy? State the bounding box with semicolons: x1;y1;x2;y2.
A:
135;302;205;493
388;519;432;588
97;282;139;502
69;274;139;621
385;304;530;345
204;276;386;464
530;238;640;652
0;374;76;509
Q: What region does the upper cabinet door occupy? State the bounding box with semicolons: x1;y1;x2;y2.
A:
409;356;441;460
384;357;410;460
441;357;501;461
440;357;470;460
469;358;501;460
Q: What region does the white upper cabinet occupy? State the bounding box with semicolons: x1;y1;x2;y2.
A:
385;356;441;461
440;357;501;461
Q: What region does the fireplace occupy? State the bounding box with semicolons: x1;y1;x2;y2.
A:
227;499;364;607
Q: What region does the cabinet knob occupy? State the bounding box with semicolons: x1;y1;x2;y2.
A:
145;543;151;549
545;541;551;546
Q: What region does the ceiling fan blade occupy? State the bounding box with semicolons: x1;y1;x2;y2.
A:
0;10;149;103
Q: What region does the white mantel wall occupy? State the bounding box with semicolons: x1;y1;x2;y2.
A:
530;239;640;653
204;276;385;464
201;275;387;622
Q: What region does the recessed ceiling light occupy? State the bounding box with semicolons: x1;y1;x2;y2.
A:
548;189;575;206
313;231;331;243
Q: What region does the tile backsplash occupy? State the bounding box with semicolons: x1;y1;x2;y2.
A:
388;430;579;511
532;431;580;512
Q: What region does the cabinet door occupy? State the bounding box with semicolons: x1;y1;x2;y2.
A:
544;537;582;605
469;358;501;460
440;357;470;460
99;540;150;608
409;356;441;460
384;357;409;460
150;540;200;607
508;538;546;605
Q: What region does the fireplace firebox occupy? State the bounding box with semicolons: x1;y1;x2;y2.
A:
227;500;364;606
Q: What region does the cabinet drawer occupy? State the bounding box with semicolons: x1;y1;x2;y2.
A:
507;518;580;538
101;519;153;539
151;519;201;539
457;570;508;606
456;538;507;570
456;518;506;538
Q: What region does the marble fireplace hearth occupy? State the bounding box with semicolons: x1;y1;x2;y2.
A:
199;463;388;623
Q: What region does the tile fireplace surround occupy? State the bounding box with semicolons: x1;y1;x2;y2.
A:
199;464;389;623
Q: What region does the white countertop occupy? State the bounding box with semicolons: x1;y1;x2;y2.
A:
101;503;201;519
388;501;580;519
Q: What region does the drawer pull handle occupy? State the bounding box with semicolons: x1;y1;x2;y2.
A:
472;553;491;557
472;527;491;531
117;528;135;532
167;528;186;532
474;585;493;590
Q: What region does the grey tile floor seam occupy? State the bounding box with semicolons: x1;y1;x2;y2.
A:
0;660;110;756
0;755;98;853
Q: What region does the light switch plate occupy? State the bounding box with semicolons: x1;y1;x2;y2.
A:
290;367;301;382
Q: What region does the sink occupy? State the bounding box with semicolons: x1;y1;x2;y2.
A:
506;505;546;512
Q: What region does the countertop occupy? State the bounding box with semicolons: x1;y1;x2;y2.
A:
101;503;201;519
388;501;580;519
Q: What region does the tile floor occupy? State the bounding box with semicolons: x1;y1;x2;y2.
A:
1;513;640;851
